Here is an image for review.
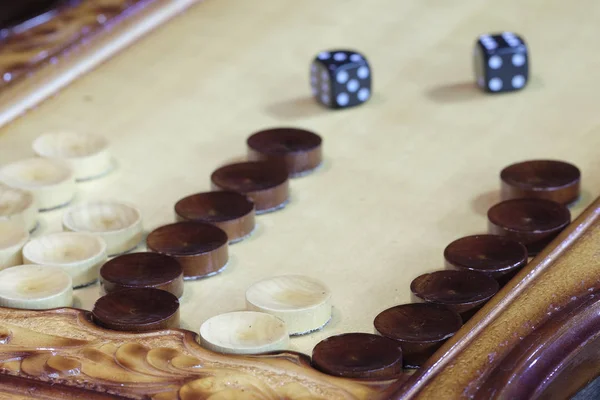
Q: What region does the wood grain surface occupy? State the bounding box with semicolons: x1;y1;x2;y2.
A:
0;0;200;128
0;0;599;398
0;307;385;399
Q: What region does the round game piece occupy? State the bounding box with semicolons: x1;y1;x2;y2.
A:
199;311;289;355
311;333;403;379
174;191;255;244
146;221;229;280
246;127;323;177
100;252;184;298
0;183;38;232
0;264;73;310
62;200;143;256
444;234;528;284
32;131;112;181
92;288;180;332
210;161;289;214
245;275;332;335
0;219;29;270
487;198;571;255
500;160;581;205
0;157;75;211
410;270;499;318
374;303;462;368
22;232;107;288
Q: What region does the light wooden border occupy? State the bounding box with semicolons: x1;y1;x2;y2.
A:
0;0;202;130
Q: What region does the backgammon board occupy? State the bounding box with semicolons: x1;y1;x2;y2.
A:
0;1;600;399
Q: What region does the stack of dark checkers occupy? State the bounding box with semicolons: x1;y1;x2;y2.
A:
89;136;580;379
91;127;324;332
308;159;581;377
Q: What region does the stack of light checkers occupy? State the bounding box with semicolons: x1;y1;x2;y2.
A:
0;131;112;215
5;198;146;295
0;132;152;309
301;159;581;379
0;130;121;271
85;127;329;345
0;131;150;310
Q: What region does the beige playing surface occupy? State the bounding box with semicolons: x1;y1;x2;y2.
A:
0;0;599;357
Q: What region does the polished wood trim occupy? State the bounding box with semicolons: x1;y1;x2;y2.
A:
387;195;600;399
0;307;386;399
0;0;201;129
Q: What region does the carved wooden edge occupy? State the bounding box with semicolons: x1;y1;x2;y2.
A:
0;0;202;129
0;306;397;399
386;195;600;399
0;374;133;400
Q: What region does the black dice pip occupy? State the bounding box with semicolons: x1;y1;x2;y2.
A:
310;50;371;109
473;32;529;93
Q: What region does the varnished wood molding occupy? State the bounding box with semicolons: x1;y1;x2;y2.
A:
0;307;393;399
0;0;202;129
387;195;600;400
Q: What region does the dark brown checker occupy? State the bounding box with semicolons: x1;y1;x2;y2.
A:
501;160;581;205
174;191;255;244
210;161;289;214
410;270;499;321
444;234;528;285
487;198;571;256
311;332;403;380
246;127;323;177
92;288;180;332
374;303;462;368
146;221;229;280
99;252;184;298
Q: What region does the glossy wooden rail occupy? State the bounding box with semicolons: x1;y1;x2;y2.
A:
0;0;200;129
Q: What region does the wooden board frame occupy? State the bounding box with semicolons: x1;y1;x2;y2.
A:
1;1;600;399
0;0;202;129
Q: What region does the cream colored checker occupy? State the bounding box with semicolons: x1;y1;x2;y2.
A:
32;131;112;181
0;158;75;211
199;311;289;355
62;200;143;256
0;219;29;271
0;183;38;232
0;264;73;310
245;275;332;335
23;232;107;288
